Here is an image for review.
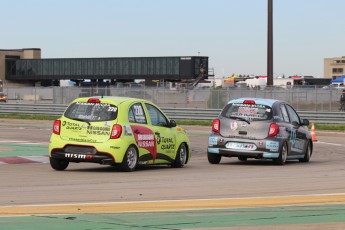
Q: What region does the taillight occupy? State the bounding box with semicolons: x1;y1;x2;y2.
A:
110;124;122;139
53;120;61;135
212;119;220;133
268;123;279;137
243;100;255;105
88;98;100;103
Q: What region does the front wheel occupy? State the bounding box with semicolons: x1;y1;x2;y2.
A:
207;152;221;164
50;157;69;171
172;143;188;168
119;145;138;172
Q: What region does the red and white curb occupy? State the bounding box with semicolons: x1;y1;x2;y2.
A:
0;139;50;164
0;156;49;165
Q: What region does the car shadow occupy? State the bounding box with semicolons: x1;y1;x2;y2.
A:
220;159;301;166
63;164;175;173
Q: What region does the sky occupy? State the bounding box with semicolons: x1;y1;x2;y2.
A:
1;0;345;78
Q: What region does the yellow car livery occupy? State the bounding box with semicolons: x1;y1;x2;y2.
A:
49;96;190;172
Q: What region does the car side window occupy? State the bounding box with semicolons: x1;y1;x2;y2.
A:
145;103;168;127
128;103;147;124
280;105;290;123
285;104;301;124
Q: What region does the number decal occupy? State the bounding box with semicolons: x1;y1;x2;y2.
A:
108;107;117;112
134;105;144;116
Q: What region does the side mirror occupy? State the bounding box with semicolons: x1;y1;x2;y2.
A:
301;119;309;126
292;121;299;128
169;119;177;128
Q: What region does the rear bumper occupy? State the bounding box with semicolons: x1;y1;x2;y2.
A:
207;135;283;159
208;147;279;159
49;135;127;164
51;151;115;165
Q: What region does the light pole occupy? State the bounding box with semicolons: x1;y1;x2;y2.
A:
267;0;273;86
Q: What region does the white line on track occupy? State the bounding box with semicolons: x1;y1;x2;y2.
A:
314;141;344;146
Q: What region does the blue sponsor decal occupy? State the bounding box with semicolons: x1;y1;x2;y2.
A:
290;127;297;143
266;141;279;151
287;155;304;159
263;152;279;158
208;136;218;146
208;148;219;154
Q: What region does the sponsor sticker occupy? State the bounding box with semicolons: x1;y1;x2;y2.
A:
266;141;279;151
124;125;132;136
230;120;238;130
225;142;256;150
208;136;218;145
64;153;93;160
131;125;157;159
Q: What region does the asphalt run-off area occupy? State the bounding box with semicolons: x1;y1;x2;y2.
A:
1;119;345;229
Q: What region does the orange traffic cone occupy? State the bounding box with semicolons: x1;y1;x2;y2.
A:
310;122;317;142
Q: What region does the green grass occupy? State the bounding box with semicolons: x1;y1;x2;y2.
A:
314;123;345;131
0;114;59;120
1;114;345;131
176;120;212;126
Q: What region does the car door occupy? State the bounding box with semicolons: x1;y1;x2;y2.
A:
144;103;176;162
127;102;157;162
284;104;308;155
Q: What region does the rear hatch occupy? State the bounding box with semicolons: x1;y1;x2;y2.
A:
219;100;273;140
59;101;118;143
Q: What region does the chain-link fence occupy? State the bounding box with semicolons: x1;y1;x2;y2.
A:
1;85;344;112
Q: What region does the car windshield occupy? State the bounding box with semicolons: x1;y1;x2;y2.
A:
221;103;273;121
64;102;118;121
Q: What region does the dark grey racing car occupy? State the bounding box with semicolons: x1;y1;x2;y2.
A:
207;98;313;165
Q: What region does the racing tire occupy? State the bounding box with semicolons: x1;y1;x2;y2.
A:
119;145;138;172
299;141;312;163
238;156;248;161
207;152;221;164
50;157;69;171
172;143;188;168
273;142;288;165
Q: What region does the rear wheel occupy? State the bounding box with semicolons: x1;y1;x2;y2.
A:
172;143;188;168
119;145;138;172
238;156;248;161
207;152;221;164
50;157;69;171
274;142;288;165
299;141;312;162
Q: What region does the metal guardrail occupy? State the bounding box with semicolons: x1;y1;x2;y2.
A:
0;103;67;116
1;103;345;124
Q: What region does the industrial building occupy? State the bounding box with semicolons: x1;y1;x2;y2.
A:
0;48;210;89
324;56;345;79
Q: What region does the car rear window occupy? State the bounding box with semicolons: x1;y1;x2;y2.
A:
221;103;273;121
64;102;118;121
